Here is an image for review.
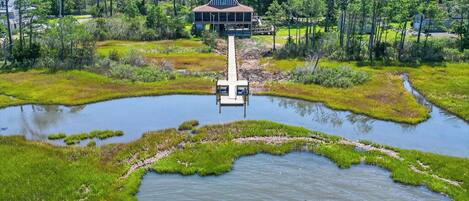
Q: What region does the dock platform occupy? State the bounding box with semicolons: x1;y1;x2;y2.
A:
216;36;249;108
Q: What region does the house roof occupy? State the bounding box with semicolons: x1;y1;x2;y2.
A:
193;0;253;12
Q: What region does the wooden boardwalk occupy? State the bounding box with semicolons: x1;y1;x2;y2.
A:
216;36;249;106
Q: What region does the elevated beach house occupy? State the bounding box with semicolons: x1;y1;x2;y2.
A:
192;0;254;37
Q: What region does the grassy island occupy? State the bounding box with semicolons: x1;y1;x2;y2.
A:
1;120;468;200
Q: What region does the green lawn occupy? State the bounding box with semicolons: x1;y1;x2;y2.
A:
2;120;469;200
97;40;226;72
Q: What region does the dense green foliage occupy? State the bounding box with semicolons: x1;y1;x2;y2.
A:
265;0;469;64
291;66;370;88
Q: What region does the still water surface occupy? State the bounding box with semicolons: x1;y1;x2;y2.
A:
0;79;468;157
138;152;449;201
0;94;468;157
0;79;466;200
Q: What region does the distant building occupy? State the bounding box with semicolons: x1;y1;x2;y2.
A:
412;2;464;33
192;0;254;37
0;0;20;31
412;13;466;33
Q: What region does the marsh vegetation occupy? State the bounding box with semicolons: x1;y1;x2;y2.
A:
1;120;468;200
48;130;124;145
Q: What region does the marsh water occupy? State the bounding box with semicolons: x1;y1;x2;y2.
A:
0;78;466;200
138;152;449;201
0;79;468;157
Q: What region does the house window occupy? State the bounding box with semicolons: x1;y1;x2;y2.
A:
194;12;202;21
203;12;210;21
220;13;227;21
228;12;235;21
236;12;243;21
244;13;251;21
211;12;219;21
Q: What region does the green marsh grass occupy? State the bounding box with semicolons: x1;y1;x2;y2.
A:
56;130;124;145
260;72;429;124
90;130;124;140
64;133;90;145
47;133;66;140
0;70;213;109
262;57;469;121
1;120;469;200
0;67;435;124
96;40;226;72
178;120;200;131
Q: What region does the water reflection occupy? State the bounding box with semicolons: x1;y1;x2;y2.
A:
271;97;379;134
0;92;468;157
272;97;345;127
347;114;374;134
3;105;88;140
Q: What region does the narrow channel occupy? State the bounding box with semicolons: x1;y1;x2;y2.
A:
0;79;468;157
137;152;449;201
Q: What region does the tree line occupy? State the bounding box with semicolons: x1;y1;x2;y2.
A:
0;0;191;70
265;0;469;64
0;0;468;70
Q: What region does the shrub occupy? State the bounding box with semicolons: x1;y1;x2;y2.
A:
202;31;217;50
109;64;175;82
443;48;469;62
156;59;174;71
141;29;159;41
178;120;200;131
125;49;146;67
47;133;66;140
12;42;41;66
108;49;120;61
291;66;370;88
109;64;136;80
133;67;173;82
